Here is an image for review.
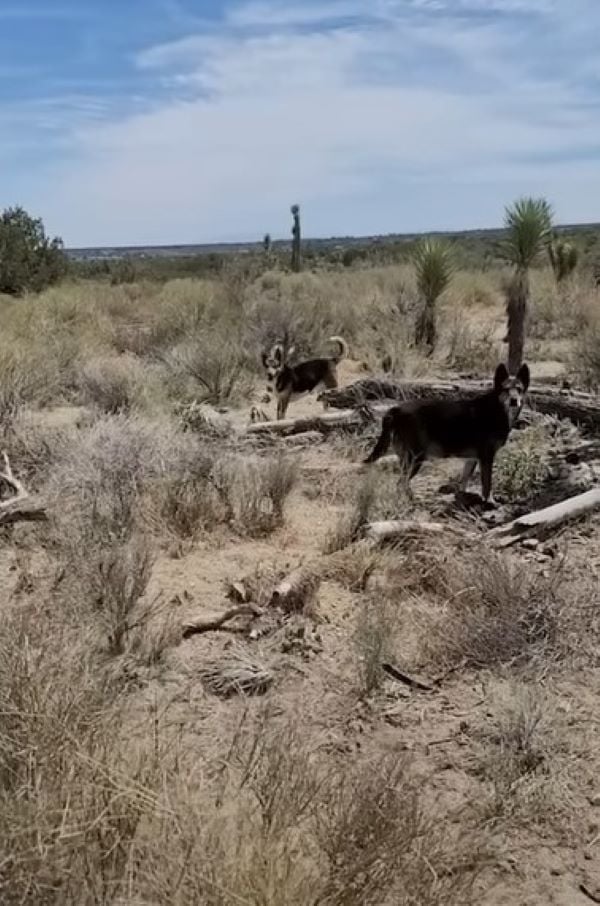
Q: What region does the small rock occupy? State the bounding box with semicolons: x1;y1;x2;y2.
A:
588;794;600;807
522;538;540;550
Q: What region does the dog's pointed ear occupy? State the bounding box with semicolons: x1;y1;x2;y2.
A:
517;362;530;391
274;344;283;365
493;363;509;392
287;345;296;360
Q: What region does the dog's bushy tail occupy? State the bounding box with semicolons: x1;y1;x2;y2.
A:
328;336;348;362
364;411;393;463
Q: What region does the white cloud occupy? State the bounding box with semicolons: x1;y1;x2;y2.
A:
27;0;600;245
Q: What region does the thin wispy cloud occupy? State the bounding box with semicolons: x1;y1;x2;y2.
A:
4;0;600;245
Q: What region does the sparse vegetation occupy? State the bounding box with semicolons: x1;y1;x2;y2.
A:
1;215;599;906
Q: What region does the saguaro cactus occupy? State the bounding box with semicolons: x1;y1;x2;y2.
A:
290;204;301;272
263;233;272;254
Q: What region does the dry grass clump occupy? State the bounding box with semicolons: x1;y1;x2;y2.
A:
472;682;571;826
325;468;406;553
79;353;149;413
213;452;299;537
354;594;396;695
420;548;561;672
198;645;274;697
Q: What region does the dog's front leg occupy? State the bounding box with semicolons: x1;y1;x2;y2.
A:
460;459;478;493
479;454;496;505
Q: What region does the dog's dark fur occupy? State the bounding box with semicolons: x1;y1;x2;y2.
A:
364;363;530;502
262;336;348;420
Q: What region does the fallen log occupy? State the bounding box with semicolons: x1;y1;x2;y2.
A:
320;379;600;434
488;488;600;547
245;403;389;438
246;409;360;436
182;604;264;638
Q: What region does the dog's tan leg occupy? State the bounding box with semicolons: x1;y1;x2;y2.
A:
479;456;495;504
460;459;477;492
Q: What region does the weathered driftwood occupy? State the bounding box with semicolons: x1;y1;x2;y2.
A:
488;488;600;547
182;604;264;638
365;520;453;542
246;408;363;437
320;378;600;433
0;452;47;525
269;568;321;613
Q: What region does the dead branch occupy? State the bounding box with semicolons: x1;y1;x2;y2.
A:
488;488;600;547
320;378;600;434
182;604;264;638
382;662;435;692
0;451;28;502
0;451;47;525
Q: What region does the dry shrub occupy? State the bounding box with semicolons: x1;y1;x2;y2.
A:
213;452;298;537
494;422;553;501
0;348;53;429
164;335;254;405
421;548;561;672
445;316;499;374
79;354;148;413
573;314;600;390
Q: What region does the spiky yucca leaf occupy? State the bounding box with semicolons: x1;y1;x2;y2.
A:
413;239;454;305
501;197;553;270
548;237;578;283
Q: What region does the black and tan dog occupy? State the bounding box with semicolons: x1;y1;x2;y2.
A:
364;362;530;503
262;336;348;420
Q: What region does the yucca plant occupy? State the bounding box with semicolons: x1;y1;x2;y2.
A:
501;197;553;373
413;239;453;353
548;236;578;285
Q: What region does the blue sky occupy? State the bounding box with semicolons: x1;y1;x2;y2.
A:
2;0;600;246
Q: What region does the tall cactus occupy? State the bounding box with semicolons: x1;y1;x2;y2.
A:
290;204;301;272
263;232;272;254
501;197;553;374
548;236;578;285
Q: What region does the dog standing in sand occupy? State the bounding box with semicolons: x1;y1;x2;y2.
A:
262;336;348;420
364;362;530;503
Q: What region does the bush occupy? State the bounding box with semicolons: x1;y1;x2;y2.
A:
79;355;148;414
0;206;68;295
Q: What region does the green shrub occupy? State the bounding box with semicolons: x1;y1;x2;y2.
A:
0;206;68;295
